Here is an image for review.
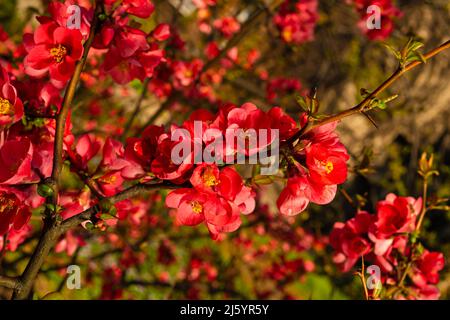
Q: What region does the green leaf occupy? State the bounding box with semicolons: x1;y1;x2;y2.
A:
383;43;401;60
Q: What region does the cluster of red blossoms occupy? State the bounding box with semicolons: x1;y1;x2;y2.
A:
125;102;292;239
277;116;349;217
330;194;445;299
273;0;318;44
348;0;402;40
266;77;303;103
0;189;32;251
95;0;166;84
23;0;166;86
0;0;350;248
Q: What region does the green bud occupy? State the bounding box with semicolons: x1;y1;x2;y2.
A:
38;183;54;198
45;203;56;213
99;198;113;212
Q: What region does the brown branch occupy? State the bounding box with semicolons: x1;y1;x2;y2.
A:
50;6;103;201
10;1;104;300
9;180;183;298
120;77;150;142
60;181;185;232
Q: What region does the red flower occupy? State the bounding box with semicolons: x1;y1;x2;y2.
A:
190;164;256;214
166;164;254;238
277;117;349;216
330;211;374;271
24;22;84;85
0;137;34;184
267;107;297;141
48;0;93;39
114;27;150;58
120;0;155;19
205;42;220;60
0;66;23;126
352;0;402;40
166;188;208;227
277;177;309;216
151;23;171;42
0;190;31;236
0;222;32;252
151;131;194;182
55;230;86;256
410;251;445;288
266;77;302;103
123;125;164;179
274;0;318;44
102;46;164;84
166;188;241;239
213;17;240;38
69;134;101;170
370;193;421;240
59;189;92;221
277;176;339;216
225;103;275;156
306;144;348;185
16;80;61;116
190;163;221;194
98;171;124;197
172;59;204;88
101;137;129;171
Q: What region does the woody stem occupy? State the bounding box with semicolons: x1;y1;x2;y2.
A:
11;1;104;300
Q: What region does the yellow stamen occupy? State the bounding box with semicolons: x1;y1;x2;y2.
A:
50;44;68;63
282;28;293;42
203;168;219;187
0;97;14;115
100;175;117;184
322;161;334;174
184;70;193;78
191;201;203;214
0;195;16;213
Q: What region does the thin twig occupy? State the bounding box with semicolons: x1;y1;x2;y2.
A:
0;276;20;290
290;40;450;142
121;77;150;142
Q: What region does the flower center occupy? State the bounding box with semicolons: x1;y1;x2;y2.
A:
0;97;14;115
282;27;293;42
100;175;117;184
203;170;219;187
321;160;334;174
184;70;193;78
190;201;203;214
50;44;68;63
0;195;16;213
